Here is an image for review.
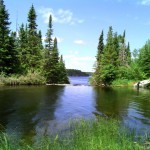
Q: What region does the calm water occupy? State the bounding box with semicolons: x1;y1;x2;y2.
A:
0;77;150;141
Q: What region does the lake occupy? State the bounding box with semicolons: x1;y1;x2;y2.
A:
0;76;150;141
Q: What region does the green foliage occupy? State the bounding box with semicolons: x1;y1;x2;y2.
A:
92;27;139;86
112;79;136;87
0;70;46;85
57;55;70;84
28;4;37;34
98;26;118;85
26;5;42;71
0;0;19;75
45;15;53;50
100;64;117;85
44;16;69;84
139;40;150;77
97;30;104;62
93;30;104;85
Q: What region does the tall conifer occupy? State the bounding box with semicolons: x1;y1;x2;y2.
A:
27;4;42;71
0;0;18;74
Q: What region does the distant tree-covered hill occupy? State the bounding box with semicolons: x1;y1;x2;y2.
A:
67;69;91;76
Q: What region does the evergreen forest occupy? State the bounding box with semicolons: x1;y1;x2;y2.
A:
92;26;150;86
0;0;150;86
0;0;69;85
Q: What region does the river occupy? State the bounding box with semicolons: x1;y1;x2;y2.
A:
0;76;150;141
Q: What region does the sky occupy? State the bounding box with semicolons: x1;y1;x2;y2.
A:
4;0;150;72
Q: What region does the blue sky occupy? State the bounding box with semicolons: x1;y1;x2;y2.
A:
5;0;150;72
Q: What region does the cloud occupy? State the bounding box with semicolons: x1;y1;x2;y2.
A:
63;51;95;72
38;7;84;25
138;0;150;5
74;40;86;45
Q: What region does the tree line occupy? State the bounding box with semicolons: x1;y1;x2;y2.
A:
92;26;150;86
0;0;69;84
67;69;90;76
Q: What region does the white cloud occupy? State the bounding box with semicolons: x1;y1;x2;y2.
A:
138;0;150;5
38;7;84;25
74;40;86;45
63;52;95;72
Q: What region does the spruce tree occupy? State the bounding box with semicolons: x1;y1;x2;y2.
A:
38;30;43;49
45;37;59;84
28;4;37;35
0;0;18;74
52;38;59;64
45;15;53;51
97;30;104;62
100;26;118;85
58;55;70;84
27;4;42;71
126;42;131;65
43;15;69;84
44;15;53;76
0;0;10;74
18;24;28;73
93;30;104;85
119;30;127;66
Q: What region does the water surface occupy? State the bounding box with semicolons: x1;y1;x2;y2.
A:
0;77;150;141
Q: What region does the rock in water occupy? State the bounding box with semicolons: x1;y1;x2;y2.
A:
134;80;150;88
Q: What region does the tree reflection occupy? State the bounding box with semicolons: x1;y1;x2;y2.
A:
93;87;133;118
0;86;64;143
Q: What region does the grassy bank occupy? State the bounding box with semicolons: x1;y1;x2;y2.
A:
111;79;137;87
0;71;46;85
0;117;149;150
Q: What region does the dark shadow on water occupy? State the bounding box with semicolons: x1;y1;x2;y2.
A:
0;86;65;143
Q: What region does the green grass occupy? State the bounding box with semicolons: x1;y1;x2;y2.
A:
0;71;46;85
0;117;149;150
111;79;137;87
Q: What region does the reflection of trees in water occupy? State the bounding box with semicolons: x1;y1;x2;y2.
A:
94;87;150;130
34;86;65;136
93;87;134;118
0;86;64;142
0;88;17;129
132;89;150;126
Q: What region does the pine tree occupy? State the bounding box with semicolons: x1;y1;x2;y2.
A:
0;0;18;74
